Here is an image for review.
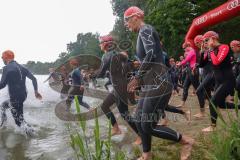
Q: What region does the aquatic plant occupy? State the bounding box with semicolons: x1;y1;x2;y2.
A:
69;96;126;160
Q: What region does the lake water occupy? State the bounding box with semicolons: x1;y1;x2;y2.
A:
0;75;136;160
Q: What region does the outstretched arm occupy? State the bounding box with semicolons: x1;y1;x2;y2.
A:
25;68;42;100
0;67;8;89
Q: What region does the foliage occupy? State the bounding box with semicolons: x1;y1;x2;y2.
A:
69;96;126;160
24;32;102;74
207;91;240;160
111;0;240;58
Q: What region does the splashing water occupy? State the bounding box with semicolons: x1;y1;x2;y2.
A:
0;75;136;160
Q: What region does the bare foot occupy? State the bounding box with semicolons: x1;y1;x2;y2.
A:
183;110;191;122
193;112;204;119
111;124;122;136
137;152;152;160
132;136;142;145
180;135;195;160
225;95;234;103
177;101;186;108
176;104;184;108
158;118;168;126
202;125;215;132
172;91;177;96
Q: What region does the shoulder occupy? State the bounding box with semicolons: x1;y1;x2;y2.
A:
189;49;196;56
139;24;154;35
219;44;229;50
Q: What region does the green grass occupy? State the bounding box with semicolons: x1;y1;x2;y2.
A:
206;91;240;160
68;96;126;160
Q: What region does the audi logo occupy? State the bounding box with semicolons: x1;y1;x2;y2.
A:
227;0;240;10
195;15;207;25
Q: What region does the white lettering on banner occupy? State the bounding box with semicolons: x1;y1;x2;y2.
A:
210;10;222;19
227;0;240;10
195;15;207;25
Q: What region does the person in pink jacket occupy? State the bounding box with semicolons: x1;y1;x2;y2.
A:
177;42;205;111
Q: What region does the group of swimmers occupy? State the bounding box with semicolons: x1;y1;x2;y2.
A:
0;5;239;160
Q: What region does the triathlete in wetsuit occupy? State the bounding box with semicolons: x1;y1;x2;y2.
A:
194;35;215;119
231;40;240;96
177;42;205;110
92;35;141;144
169;58;180;94
178;55;186;87
59;66;71;99
159;57;190;126
124;6;194;160
0;50;42;129
66;58;90;110
44;68;60;85
202;31;236;132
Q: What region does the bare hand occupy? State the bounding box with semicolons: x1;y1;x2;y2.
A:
176;62;181;67
35;92;42;100
127;78;139;93
80;85;84;92
133;61;140;68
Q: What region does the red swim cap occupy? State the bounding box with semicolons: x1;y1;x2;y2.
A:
2;50;15;60
182;41;191;49
203;31;219;40
124;6;144;19
194;35;203;44
69;58;79;66
99;35;113;44
230;40;240;48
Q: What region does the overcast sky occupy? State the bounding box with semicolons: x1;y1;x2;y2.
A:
0;0;116;66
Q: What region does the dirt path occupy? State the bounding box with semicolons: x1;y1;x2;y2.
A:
114;87;222;160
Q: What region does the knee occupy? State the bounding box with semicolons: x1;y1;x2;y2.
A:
141;122;152;134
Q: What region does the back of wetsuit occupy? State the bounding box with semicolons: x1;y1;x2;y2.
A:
96;50;116;78
71;68;83;86
0;61;38;100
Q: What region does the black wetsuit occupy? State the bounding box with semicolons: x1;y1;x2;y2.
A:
134;24;181;152
0;61;38;126
208;44;236;125
181;51;205;109
196;50;215;111
232;54;240;96
169;65;179;93
96;50;139;134
104;71;112;91
59;71;70;99
66;68;90;109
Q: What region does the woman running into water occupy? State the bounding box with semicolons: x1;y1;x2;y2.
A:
124;6;194;160
201;31;236;132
